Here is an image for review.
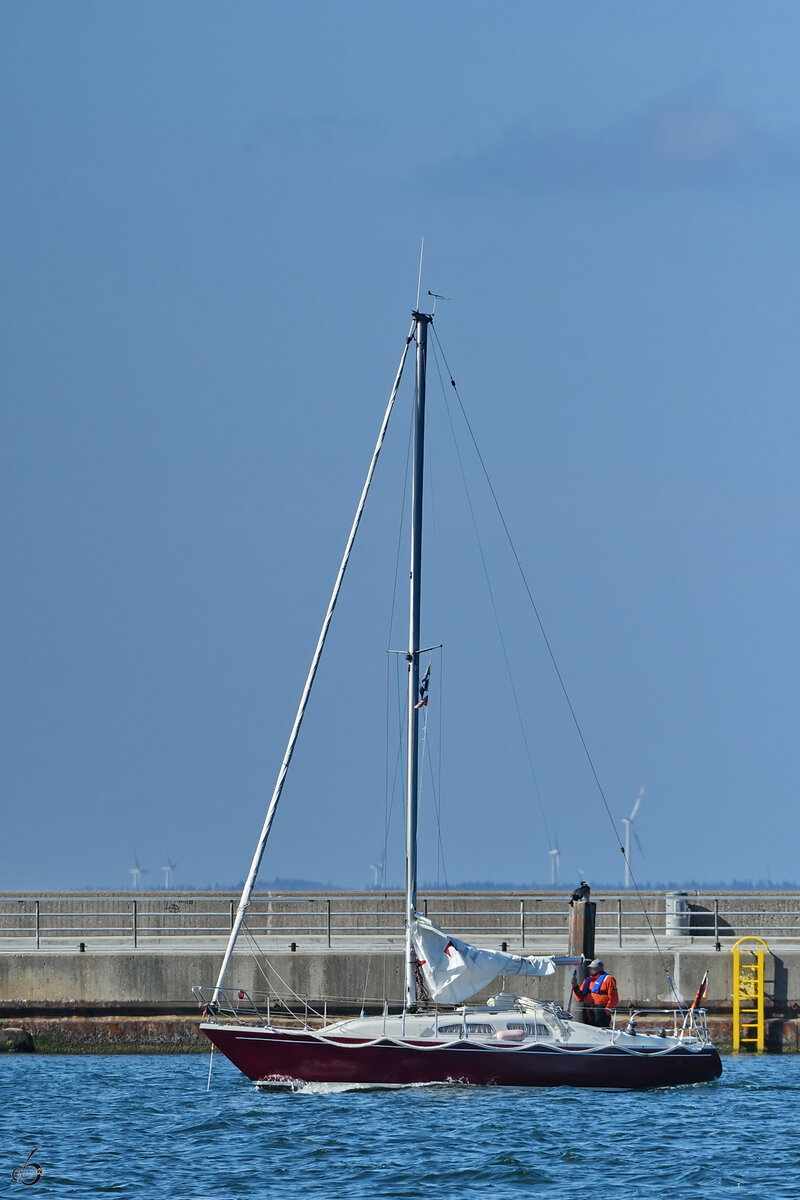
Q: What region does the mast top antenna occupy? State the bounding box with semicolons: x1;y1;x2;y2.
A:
415;237;425;309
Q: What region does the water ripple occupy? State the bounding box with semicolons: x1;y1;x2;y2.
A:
0;1054;798;1197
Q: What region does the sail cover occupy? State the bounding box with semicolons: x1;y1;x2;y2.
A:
411;914;574;1006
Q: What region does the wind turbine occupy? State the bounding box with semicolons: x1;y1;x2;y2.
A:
369;862;383;888
548;847;560;886
128;855;147;890
161;858;177;889
621;788;644;888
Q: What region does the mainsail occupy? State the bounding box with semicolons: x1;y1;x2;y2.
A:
411;914;579;1006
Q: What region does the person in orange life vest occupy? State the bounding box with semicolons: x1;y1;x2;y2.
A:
571;959;619;1028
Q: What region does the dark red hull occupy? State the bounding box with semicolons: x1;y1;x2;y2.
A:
201;1023;722;1089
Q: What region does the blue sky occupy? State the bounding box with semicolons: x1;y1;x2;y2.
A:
3;2;800;892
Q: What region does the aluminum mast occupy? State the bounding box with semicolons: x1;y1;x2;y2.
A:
404;310;431;1008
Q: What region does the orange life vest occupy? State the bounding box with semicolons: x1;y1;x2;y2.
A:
574;972;618;1010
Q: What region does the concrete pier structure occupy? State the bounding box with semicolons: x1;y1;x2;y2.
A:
2;891;800;1050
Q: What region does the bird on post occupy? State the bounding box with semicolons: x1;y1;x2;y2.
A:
570;881;591;905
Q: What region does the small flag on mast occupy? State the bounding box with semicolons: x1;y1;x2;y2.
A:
414;665;430;709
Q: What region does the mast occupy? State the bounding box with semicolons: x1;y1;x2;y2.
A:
405;310;431;1008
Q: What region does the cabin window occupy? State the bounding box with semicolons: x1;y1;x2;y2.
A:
437;1022;496;1036
507;1021;552;1039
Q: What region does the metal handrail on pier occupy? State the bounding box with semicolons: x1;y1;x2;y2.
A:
2;891;800;949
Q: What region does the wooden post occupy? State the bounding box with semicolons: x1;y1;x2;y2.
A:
567;897;596;1022
568;899;596;959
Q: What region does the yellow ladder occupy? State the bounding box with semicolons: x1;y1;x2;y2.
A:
732;936;769;1053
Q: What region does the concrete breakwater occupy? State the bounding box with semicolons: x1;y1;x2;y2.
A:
6;945;800;1011
3;890;800;1051
0;1016;205;1054
2;943;800;1053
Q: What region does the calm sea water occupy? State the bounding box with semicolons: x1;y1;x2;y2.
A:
0;1053;796;1198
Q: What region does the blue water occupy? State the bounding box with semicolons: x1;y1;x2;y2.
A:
0;1053;796;1198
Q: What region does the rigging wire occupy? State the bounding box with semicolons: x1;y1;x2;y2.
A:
428;334;558;860
429;322;684;1010
417;399;449;888
241;922;327;1020
219;323;420;1017
430;323;616;837
212;322;416;1001
432;650;448;888
416;655;450;890
380;401;416;891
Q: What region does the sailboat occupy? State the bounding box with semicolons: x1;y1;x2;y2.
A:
197;306;722;1089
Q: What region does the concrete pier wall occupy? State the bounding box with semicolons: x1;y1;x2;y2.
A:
3;892;800;1040
3;945;800;1014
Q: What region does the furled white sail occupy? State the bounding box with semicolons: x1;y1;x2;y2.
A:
411;914;578;1006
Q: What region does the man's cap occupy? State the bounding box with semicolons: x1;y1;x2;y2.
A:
589;959;604;972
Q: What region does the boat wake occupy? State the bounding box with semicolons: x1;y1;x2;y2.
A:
255;1077;474;1095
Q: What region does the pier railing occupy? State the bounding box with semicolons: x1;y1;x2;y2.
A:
1;891;800;950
